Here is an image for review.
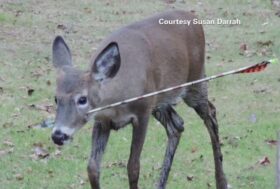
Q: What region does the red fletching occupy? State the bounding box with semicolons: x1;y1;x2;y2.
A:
236;61;269;74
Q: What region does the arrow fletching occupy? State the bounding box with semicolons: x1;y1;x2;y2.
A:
236;61;270;74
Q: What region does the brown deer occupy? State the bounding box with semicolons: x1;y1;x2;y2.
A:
51;10;228;189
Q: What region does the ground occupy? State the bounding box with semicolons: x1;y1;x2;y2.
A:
0;0;279;189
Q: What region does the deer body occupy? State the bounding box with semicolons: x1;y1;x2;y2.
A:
92;11;204;109
51;10;227;189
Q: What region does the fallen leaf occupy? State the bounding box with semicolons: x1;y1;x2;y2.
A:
187;175;194;181
256;40;273;47
15;173;24;181
30;69;44;79
15;10;23;17
28;103;54;113
83;7;92;14
54;149;62;157
0;148;13;158
265;139;278;146
257;47;272;56
253;88;268;94
2;122;13;128
32;144;49;159
27;167;32;173
3;140;14;147
258;156;270;166
222;10;229;17
226;136;240;147
104;161;126;168
191;147;197;153
80;179;85;185
48;169;54;178
27;123;41;129
242;12;253;16
57;24;67;30
239;43;248;55
27;88;34;96
46;80;51;86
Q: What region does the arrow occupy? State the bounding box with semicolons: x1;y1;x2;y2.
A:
87;59;278;114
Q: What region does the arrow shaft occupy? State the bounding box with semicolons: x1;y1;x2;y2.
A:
87;61;270;114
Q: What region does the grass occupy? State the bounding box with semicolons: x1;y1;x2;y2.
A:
0;0;279;188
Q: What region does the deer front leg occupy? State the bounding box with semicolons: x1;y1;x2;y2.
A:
127;114;149;189
87;122;110;189
152;104;184;189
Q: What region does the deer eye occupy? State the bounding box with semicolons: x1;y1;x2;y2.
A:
77;96;87;105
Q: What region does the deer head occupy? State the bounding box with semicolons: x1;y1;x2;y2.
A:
51;36;120;145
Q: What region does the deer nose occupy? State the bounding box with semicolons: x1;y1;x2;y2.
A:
51;130;69;146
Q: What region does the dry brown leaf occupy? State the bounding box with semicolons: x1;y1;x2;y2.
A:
57;24;67;30
191;147;198;153
27;88;34;96
34;147;49;157
239;43;248;53
258;156;270;166
0;148;14;158
104;161;126;168
29;103;55;113
27;167;32;173
31;144;49;159
3;140;14;147
265;139;278;146
54;149;62;157
15;173;24;181
80;179;85;185
256;40;273;47
46;80;51;86
2;122;13;128
84;7;92;14
187;175;194;181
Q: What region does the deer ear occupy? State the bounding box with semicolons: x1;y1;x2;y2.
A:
92;42;121;82
52;36;72;68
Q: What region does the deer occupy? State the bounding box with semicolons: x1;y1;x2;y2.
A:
50;10;228;189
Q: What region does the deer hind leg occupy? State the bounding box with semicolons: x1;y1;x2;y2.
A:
183;83;228;189
152;104;184;189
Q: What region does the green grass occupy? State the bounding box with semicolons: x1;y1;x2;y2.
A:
0;0;279;188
